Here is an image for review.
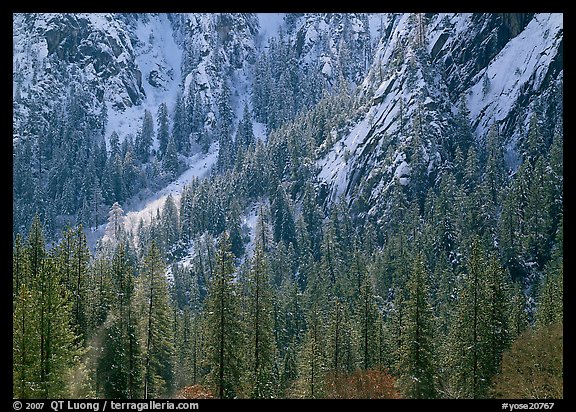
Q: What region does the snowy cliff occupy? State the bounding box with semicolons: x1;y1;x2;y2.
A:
316;13;563;220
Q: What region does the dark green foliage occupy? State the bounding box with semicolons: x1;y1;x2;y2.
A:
13;216;79;398
244;244;277;398
204;233;244;398
157;103;170;156
446;240;511;399
136;110;155;163
136;242;175;398
13;14;562;401
398;253;436;398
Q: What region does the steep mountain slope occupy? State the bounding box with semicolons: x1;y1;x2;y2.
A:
13;13;143;133
13;13;563;247
317;13;563;222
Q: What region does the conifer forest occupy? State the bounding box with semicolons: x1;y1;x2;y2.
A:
13;13;563;399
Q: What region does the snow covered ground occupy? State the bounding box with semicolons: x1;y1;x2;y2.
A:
105;13;183;144
86;142;219;252
123;143;219;236
465;13;563;138
255;13;286;45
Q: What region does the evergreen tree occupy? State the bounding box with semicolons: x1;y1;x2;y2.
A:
162;136;180;179
448;239;510;399
99;243;143;398
104;202;126;247
160;194;180;258
68;225;91;344
204;232;244;398
398;253;436;398
123;142;140;198
136;109;155;163
244;244;277;398
136;242;175;399
87;247;112;331
13;216;79;398
236;103;255;150
227;204;245;259
275;274;306;390
172;93;189;154
271;184;297;249
216;85;234;171
325;298;355;375
190;91;205;151
157;103;170;156
294;305;327;398
356;269;380;371
536;257;563;329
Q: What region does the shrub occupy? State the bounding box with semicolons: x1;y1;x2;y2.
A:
492;322;563;399
324;369;400;399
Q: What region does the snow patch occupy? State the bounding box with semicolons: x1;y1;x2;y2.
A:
466;13;562;137
122;142;219;239
256;13;286;44
106;14;183;142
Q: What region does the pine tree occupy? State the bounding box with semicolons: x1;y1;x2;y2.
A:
123;143;140;198
398;253;436;398
172;93;189;154
13;234;28;301
69;225;91;344
236;103;255;150
157;102;170;156
204;232;244;398
87;246;112;331
99;243;143;398
483;254;511;385
227;204;245;259
275;274;306;390
244;244;277;398
104;202;126;247
294;305;327;398
162;136;179;179
160;194;180;257
356;269;380;372
325;298;355;375
271;184;297;249
536;257;563;329
13;216;79;398
190;91;205;151
136;109;155;163
136;242;175;399
448;239;510;398
216;84;234;172
173;295;205;388
454;96;475;157
523;156;555;268
301;183;323;260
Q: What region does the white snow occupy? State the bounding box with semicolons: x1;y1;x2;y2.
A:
86;142;219;252
241;202;262;260
394;161;410;179
256;13;286;43
466;13;563;137
253;121;268;141
123;142;219;237
106;14;183;143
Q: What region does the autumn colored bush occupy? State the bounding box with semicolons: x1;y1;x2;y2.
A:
324;369;401;399
492;322;563;399
174;384;215;399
